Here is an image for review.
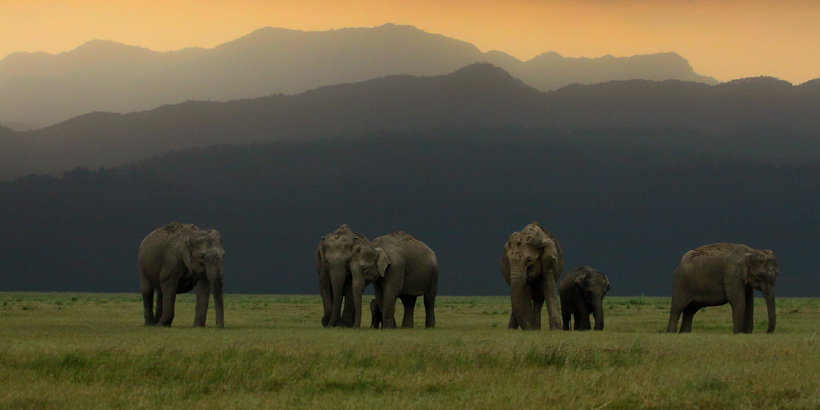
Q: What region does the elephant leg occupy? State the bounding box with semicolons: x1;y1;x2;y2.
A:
743;287;754;333
574;300;591;331
340;281;355;327
400;296;416;328
532;296;544;330
679;305;698;333
318;271;332;327
508;312;520;329
543;276;562;330
666;295;686;333
729;296;748;335
423;291;436;329
561;310;571;331
381;292;399;329
154;290;163;323
140;279;156;326
194;279;210;327
157;277;178;327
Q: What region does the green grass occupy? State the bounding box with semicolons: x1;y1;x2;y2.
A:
1;293;819;409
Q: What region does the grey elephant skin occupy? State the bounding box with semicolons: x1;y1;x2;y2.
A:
138;222;225;327
315;224;370;327
500;222;564;330
351;231;439;329
559;266;610;331
667;243;779;334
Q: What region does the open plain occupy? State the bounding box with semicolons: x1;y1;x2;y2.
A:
1;293;819;409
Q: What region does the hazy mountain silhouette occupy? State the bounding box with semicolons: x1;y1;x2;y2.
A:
0;64;817;180
1;131;817;297
0;24;717;128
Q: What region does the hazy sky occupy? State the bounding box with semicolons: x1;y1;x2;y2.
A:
1;0;818;84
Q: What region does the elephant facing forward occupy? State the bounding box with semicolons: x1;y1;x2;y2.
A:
138;222;225;327
500;222;564;330
667;243;779;334
351;231;439;329
315;224;370;327
559;266;610;331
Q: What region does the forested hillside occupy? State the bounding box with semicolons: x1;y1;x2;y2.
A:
2;129;817;296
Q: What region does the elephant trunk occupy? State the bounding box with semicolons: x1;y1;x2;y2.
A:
591;297;604;331
351;276;365;328
764;287;776;333
206;265;224;328
510;272;534;330
328;265;347;327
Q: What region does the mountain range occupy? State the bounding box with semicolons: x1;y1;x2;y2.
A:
0;23;718;129
1;63;818;180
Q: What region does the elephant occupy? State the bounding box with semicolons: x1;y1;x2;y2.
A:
666;243;779;334
500;222;564;330
559;266;610;331
138;222;225;327
315;224;370;327
350;231;439;329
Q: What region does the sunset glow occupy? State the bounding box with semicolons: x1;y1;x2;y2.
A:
1;0;818;83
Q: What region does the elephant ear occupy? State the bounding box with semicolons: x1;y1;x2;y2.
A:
572;271;587;288
375;247;390;277
735;252;757;284
539;237;559;278
314;246;324;275
604;275;611;291
179;236;195;272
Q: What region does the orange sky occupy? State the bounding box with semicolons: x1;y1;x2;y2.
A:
1;0;818;84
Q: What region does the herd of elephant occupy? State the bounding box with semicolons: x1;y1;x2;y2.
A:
137;221;779;334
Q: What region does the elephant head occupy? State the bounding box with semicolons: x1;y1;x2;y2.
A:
736;249;779;333
351;243;390;285
572;267;610;331
182;229;225;327
502;229;560;330
348;243;390;325
315;224;369;327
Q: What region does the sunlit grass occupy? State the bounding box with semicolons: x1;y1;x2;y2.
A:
1;293;819;409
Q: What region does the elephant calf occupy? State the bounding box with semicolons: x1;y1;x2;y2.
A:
138;222;225;328
559;266;610;331
667;243;778;334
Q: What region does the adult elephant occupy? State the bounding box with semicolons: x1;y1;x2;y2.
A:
350;231;438;329
315;224;369;327
666;243;779;334
559;266;610;331
500;222;564;330
138;222;225;327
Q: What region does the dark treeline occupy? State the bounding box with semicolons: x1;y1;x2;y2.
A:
1;128;818;296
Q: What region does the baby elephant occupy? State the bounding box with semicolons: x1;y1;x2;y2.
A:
559;266;610;331
370;299;382;329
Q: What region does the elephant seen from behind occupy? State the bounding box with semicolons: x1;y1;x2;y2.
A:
500;222;564;330
351;231;439;329
667;243;779;334
315;224;370;327
138;222;225;327
559;266;610;331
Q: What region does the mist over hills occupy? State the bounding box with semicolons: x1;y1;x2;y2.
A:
1;131;817;297
0;63;817;180
0;24;717;128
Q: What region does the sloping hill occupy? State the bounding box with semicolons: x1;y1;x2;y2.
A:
1;64;817;180
0;24;717;128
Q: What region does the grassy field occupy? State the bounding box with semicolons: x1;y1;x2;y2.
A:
1;293;819;409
